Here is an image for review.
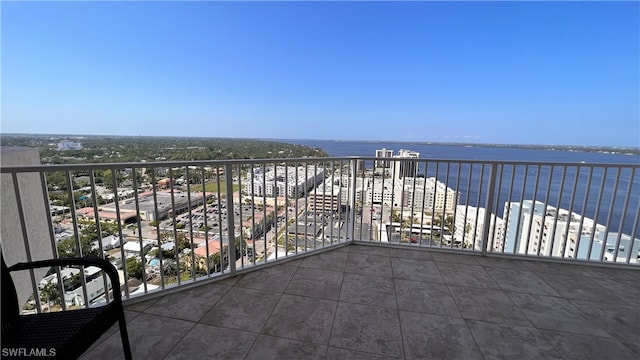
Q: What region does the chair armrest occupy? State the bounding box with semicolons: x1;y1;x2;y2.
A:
7;257;123;303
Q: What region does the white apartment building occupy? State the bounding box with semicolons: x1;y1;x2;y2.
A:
503;200;605;258
409;177;458;213
392;149;420;179
366;177;457;213
308;177;343;212
375;148;394;169
243;166;324;198
453;205;505;251
57;140;83;151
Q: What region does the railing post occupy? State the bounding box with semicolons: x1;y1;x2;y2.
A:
225;164;236;274
481;164;497;256
349;159;358;243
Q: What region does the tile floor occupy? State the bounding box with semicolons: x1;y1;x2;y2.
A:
81;244;640;359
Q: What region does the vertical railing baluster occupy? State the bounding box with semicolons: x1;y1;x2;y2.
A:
284;163;289;256
359;160;366;242
316;161;333;248
409;161;418;245
513;165;529;255
216;166;224;271
294;163;300;252
250;164;257;264
335;161;342;243
168;167;181;285
312;163;318;249
442;162;451;249
349;159;358;243
501;164;516;254
69;170;90;307
132;167;148;294
225;164;236;274
399;163;407;245
562;166;582;259
391;160;398;244
587;167;608;261
599;167;621;262
613;167;634;264
185;167;196;281
329;161;336;244
111;168;131;300
481;164;497;257
452;163;462;250
150;169;165;289
88;170;110;304
548;166;566;259
237;164;245;267
304;164;309;249
462;163;472;251
537;166;553;257
430;162;438;247
489;164;504;254
573;166;590;259
261;163;268;261
524;165;542;256
40;171;68;310
624;193;640;264
274;164;280;259
473;164;485;253
200;166;211;275
380;161;388;244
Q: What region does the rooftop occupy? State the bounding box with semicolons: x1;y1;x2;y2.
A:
81;243;639;360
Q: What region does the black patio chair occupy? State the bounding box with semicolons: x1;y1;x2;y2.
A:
1;254;132;359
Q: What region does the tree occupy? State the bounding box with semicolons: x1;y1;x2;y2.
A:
433;215;442;228
79;221;119;243
391;210;402;223
162;261;178;277
186;171;202;185
443;215;454;235
39;282;60;311
46;171;69;191
235;236;247;258
95;169;123;191
126;257;143;280
57;237;101;258
207;252;222;273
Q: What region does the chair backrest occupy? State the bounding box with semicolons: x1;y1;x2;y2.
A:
1;254;20;332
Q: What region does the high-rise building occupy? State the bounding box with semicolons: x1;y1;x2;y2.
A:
374;148;394;168
392;149;420;179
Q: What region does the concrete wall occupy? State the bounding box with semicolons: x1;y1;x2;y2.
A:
1;147;54;307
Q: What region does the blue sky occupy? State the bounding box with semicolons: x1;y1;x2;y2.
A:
2;1;639;147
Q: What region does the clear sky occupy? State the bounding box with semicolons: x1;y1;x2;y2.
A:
1;1;639;147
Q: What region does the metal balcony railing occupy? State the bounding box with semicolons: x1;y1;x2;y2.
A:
1;157;638;314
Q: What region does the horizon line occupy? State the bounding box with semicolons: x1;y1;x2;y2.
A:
1;132;639;151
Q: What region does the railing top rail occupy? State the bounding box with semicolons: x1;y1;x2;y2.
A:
1;157;638;173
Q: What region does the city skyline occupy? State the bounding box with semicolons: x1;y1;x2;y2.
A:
2;1;639;147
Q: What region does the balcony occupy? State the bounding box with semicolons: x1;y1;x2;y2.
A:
1;148;638;359
75;242;638;359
